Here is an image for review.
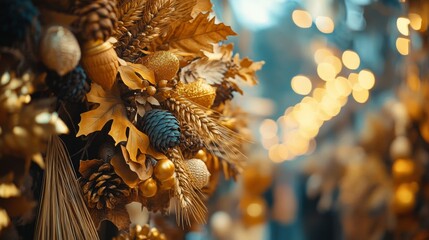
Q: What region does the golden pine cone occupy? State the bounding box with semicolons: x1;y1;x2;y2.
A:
179;123;204;159
80;160;130;209
114;224;166;240
74;0;117;42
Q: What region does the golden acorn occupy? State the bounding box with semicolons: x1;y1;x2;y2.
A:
40;26;81;76
154;159;175;181
175;79;216;108
139;178;158;198
139;51;179;82
81;40;119;90
182;158;210;189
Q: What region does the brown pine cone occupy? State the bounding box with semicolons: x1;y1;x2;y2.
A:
80;160;130;209
212;82;235;108
74;0;117;42
179;123;204;158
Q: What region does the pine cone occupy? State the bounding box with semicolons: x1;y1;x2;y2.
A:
74;0;117;42
46;66;90;103
212;82;235;108
139;109;181;153
80;160;130;210
180;123;204;158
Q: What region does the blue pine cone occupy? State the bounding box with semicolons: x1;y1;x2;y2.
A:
139;109;181;153
46;66;90;103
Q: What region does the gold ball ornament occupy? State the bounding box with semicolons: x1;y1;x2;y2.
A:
239;195;267;226
392;158;416;180
160;175;176;190
40;26;81;76
139;178;158;198
147;86;157;96
139;51;179;82
175;79;216;108
393;183;417;214
81;40;119;90
182;158;210;189
154;159;175;181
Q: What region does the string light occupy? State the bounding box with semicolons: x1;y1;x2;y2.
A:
291;75;312;95
315;16;335;34
397;17;410;36
292;10;312;28
396;37;410;55
342;50;360;70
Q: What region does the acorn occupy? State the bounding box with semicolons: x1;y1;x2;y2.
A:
40;26;81;76
81;40;119;90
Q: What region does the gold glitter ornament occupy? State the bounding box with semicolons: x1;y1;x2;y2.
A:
81;40;119;90
139;178;158;198
175;79;216;108
40;26;81;76
139;51;179;82
182;158;210;189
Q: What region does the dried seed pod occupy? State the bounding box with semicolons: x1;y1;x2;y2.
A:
40;26;81;76
182;158;210;189
81;40;119;90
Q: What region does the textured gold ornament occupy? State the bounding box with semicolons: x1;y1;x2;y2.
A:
81;40;119;90
175;79;216;108
40;26;81;76
139;51;179;82
114;224;167;240
139;178;158;198
182;158;210;189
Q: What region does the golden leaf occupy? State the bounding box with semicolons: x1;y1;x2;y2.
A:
118;62;155;90
229;54;265;85
204;43;234;61
179;58;227;84
110;153;140;188
77;83;150;162
191;0;213;18
158;13;236;55
120;146;152;181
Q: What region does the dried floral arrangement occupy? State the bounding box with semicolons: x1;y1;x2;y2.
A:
0;0;263;238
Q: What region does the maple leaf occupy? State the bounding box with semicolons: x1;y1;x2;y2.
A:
179;58;227;84
77;83;149;162
158;13;236;55
204;43;234;61
228;54;265;85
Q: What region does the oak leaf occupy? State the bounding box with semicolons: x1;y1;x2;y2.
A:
191;0;212;18
77;83;149;162
160;13;236;55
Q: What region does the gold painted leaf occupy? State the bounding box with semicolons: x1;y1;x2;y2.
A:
118;62;155;89
160;13;236;55
111;152;140;188
229;54;265;85
77;83;149;162
191;0;212;18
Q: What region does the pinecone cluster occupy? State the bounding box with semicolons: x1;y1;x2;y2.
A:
179;123;204;158
74;0;117;42
46;66;90;103
139;109;181;153
80;161;130;210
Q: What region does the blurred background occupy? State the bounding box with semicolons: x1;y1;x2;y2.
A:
189;0;429;239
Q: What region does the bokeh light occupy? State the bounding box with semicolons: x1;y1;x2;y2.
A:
342;50;360;70
291;75;312;95
292;10;312;28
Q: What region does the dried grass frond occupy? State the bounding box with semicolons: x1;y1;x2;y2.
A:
164;93;246;170
35;135;99;240
168;147;206;227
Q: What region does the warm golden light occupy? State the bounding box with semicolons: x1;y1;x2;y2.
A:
396;37;410;55
292;10;312;28
317;62;336;81
259;119;278;138
314;48;333;64
397;17;410;36
342;50;360;70
409;13;422;30
291;75;312;95
324;55;342;74
247;203;263;217
315;16;335;34
352;88;369;103
334;76;352;96
269;145;283;162
262;136;279;150
395;184;414;205
393;158;415;178
358;69;375;89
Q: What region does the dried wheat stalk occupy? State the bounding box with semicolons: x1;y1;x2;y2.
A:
164;93;246;170
114;0;147;39
168;147;206;227
35;135;99;239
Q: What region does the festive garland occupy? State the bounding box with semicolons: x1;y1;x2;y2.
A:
0;0;263;238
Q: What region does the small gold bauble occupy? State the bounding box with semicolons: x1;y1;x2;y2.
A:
154;159;175;181
393;183;416;214
139;178;158;198
160;175;176;190
182;158;210;189
147;86;157;96
175;79;216;108
139;51;179;82
40;26;81;76
81;40;119;90
392;158;416;180
239;195;267;226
